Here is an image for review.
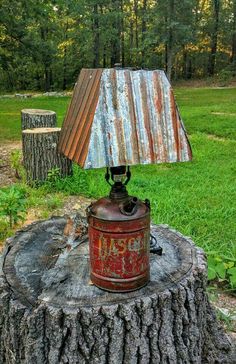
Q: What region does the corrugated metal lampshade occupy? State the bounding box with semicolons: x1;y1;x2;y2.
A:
58;68;192;169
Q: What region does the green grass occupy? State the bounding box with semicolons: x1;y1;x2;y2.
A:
0;96;70;141
175;88;236;140
0;88;236;261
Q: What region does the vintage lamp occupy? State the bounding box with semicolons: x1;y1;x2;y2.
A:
58;68;192;292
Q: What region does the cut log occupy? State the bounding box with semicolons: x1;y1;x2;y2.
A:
0;216;234;364
21;109;57;130
22;127;72;183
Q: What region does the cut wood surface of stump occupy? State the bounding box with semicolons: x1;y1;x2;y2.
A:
22;127;72;183
21;109;57;130
0;216;234;364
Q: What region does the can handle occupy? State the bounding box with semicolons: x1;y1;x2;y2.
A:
150;233;163;255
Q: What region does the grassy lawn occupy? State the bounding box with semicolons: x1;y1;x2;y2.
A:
175;87;236;140
0;96;71;141
0;88;235;263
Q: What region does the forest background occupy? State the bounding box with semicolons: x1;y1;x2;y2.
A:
0;0;236;92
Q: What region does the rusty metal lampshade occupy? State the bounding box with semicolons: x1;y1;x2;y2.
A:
58;68;192;293
58;68;192;168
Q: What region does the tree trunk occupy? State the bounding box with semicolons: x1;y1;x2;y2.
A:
22;127;72;183
100;5;107;68
134;0;139;49
0;217;234;364
110;0;121;66
93;4;100;68
182;46;192;79
40;26;52;92
231;0;236;74
44;65;50;92
141;0;147;67
187;57;193;79
208;0;220;76
21;109;57;130
62;20;69;91
166;0;174;81
103;46;107;68
127;10;134;67
121;0;125;67
130;20;134;48
165;39;168;73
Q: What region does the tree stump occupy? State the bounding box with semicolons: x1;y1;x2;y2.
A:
22;128;72;183
21;109;57;130
0;216;234;364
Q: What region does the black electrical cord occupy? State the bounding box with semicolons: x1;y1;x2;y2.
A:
150;233;163;255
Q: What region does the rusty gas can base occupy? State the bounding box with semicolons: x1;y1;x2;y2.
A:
87;185;151;293
90;271;150;293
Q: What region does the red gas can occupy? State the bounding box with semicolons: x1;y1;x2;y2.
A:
87;195;150;292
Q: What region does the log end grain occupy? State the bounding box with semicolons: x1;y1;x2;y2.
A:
23;127;61;134
21;109;56;116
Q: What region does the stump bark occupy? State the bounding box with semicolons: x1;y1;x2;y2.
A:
21;109;57;130
0;217;234;364
22;128;72;183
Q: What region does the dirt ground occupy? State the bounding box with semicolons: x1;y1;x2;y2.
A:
0;141;22;187
0;141;235;344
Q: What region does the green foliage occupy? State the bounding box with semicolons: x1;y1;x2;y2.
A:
0;186;27;227
43;164;88;195
227;268;236;289
10;150;25;180
0;0;235;90
47;167;61;186
0;218;13;241
24;185;65;218
217;69;234;87
45;195;63;210
207;254;236;289
216;308;234;332
10;150;21;170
